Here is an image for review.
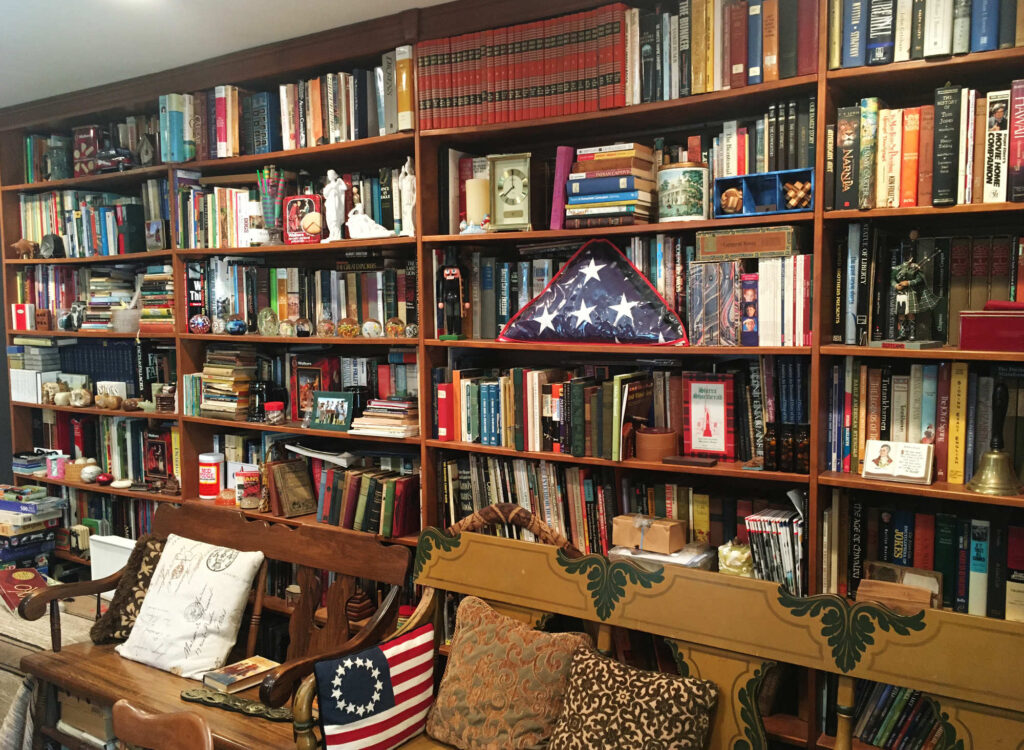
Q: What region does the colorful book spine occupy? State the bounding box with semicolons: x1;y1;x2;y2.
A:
947;362;969;484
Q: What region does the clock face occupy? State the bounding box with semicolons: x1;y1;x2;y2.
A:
497;167;529;206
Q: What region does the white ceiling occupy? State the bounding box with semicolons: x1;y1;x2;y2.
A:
0;0;449;109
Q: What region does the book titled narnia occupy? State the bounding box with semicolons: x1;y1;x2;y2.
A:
681;372;736;459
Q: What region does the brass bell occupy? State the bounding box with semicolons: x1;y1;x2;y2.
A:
966;381;1023;496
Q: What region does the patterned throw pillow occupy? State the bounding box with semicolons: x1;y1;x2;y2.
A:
115;534;264;679
90;534;166;644
425;596;591;749
314;624;434;749
548;648;718;750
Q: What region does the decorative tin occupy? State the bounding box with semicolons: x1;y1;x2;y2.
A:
657;163;709;222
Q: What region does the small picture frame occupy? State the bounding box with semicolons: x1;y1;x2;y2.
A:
310;390;354;431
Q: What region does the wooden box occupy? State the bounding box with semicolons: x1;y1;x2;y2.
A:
611;515;687;555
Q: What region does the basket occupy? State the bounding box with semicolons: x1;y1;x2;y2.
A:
64;464;84;483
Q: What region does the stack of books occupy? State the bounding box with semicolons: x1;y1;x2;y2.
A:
138;264;175;333
199;346;258;422
0;487;65;576
21;343;61;371
348;399;420;438
11;453;47;476
81;267;135;331
564;143;656;229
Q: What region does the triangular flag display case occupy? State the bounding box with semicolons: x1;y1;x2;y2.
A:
2;1;1023;747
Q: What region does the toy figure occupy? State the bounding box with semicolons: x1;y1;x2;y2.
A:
891;257;939;341
322;169;347;242
399;156;416;237
437;248;470;338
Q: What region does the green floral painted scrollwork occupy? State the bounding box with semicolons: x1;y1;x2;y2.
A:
664;639;691;677
732;661;776;750
921;697;966;750
777;587;926;673
413;527;461;579
556;550;664;621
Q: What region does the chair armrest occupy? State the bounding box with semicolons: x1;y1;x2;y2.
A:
18;570;122;621
259;583;402;708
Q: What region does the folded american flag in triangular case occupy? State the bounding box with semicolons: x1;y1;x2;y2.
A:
499;238;688;345
314;624;434;749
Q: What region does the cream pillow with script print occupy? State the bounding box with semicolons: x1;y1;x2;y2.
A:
116;533;263;679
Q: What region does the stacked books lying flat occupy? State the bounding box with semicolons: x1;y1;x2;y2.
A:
348;399;420;438
139;264;174;333
0;487;65;576
564;142;655;228
200;346;258;421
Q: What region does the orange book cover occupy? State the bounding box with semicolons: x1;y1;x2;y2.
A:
310;77;323;146
917;104;935;206
762;0;780;81
900;107;921;207
971;95;987;204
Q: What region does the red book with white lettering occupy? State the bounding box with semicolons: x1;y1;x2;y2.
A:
436;383;454;441
0;568;47;612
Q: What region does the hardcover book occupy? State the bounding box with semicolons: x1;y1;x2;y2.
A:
681;372;736;460
203;656;280;693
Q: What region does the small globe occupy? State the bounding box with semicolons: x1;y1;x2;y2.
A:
338;317;361;338
189;314;211;334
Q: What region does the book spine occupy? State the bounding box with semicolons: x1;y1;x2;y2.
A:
971;0;1000;51
910;0;927;57
858;97;879;209
842;0;868;67
867;0;896;64
988;521;1008;618
748;0;763;84
925;0;955;56
952;0;972;52
933;86;963;206
985;90;1011;203
948;362;969;483
900;107;921;206
1010;79;1024;202
836;106;861;209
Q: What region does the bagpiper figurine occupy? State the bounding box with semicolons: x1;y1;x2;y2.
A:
437;248;470;339
891;256;939;341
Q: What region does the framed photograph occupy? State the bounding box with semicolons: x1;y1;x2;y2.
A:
311;390;354;432
681;372;735;460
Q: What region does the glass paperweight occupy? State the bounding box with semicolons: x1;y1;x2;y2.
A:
225;314;248;335
188;314;211;334
338;317;360;338
385;317;406;338
212;316;228;334
295;317;313;337
361;318;383;338
257;307;279;337
316;308;335;337
278;319;297;337
405;323;419;338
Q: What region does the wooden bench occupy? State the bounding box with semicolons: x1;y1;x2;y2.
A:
18;503;411;750
290;504;1024;750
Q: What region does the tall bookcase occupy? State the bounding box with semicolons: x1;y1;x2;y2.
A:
2;2;1022;747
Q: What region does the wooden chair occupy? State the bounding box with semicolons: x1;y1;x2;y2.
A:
112;699;213;750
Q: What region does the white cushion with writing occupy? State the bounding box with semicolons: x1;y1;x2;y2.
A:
116;533;263;679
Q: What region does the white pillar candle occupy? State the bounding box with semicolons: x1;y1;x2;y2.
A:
466;178;490;225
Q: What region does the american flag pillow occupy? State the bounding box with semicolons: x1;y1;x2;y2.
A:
313;624;434;749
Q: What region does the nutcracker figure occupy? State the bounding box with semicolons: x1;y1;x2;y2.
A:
437;248;470;338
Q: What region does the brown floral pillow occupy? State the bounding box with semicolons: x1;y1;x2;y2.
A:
425;596;591;749
89;534;165;644
548;647;718;750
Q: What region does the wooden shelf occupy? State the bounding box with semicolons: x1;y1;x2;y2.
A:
825;202;1024;220
11;401;176;420
826;47;1024;90
424;211;812;244
13;471;180;503
818;471;1024;509
4;250;173;266
190;132;414;172
426;339;810;356
420;74;817;142
2;164;169;193
6;328;171;339
820;344;1024;362
763;713;809;747
816;732;878;750
174;235;415;258
54;549;91;565
426;439;810;482
180;413;421;444
180;333;416;345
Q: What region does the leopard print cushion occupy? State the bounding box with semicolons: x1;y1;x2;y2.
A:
89;534;165;644
425;596;591;749
548;647;718;750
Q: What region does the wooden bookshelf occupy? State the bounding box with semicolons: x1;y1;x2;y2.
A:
3;4;1024;747
13;472;179;503
10;401;177;420
54;548;90;566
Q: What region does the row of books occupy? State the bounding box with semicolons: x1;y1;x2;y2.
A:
828;358;1024;485
834;226;1017;347
23;113;160;185
139;265;174;333
184;255;418;335
559;142;655;226
157;47;414;163
348;399;420;439
824;491;1024;622
17;191;146;254
433;355;807;470
15;265;84;319
829;83;1024;212
834;0;1024;69
61;494;159;547
173;165;405;249
314;464;420;538
415;1;816;129
7;336;174;402
843;681;949;749
687;255;813;347
706;97;817;180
